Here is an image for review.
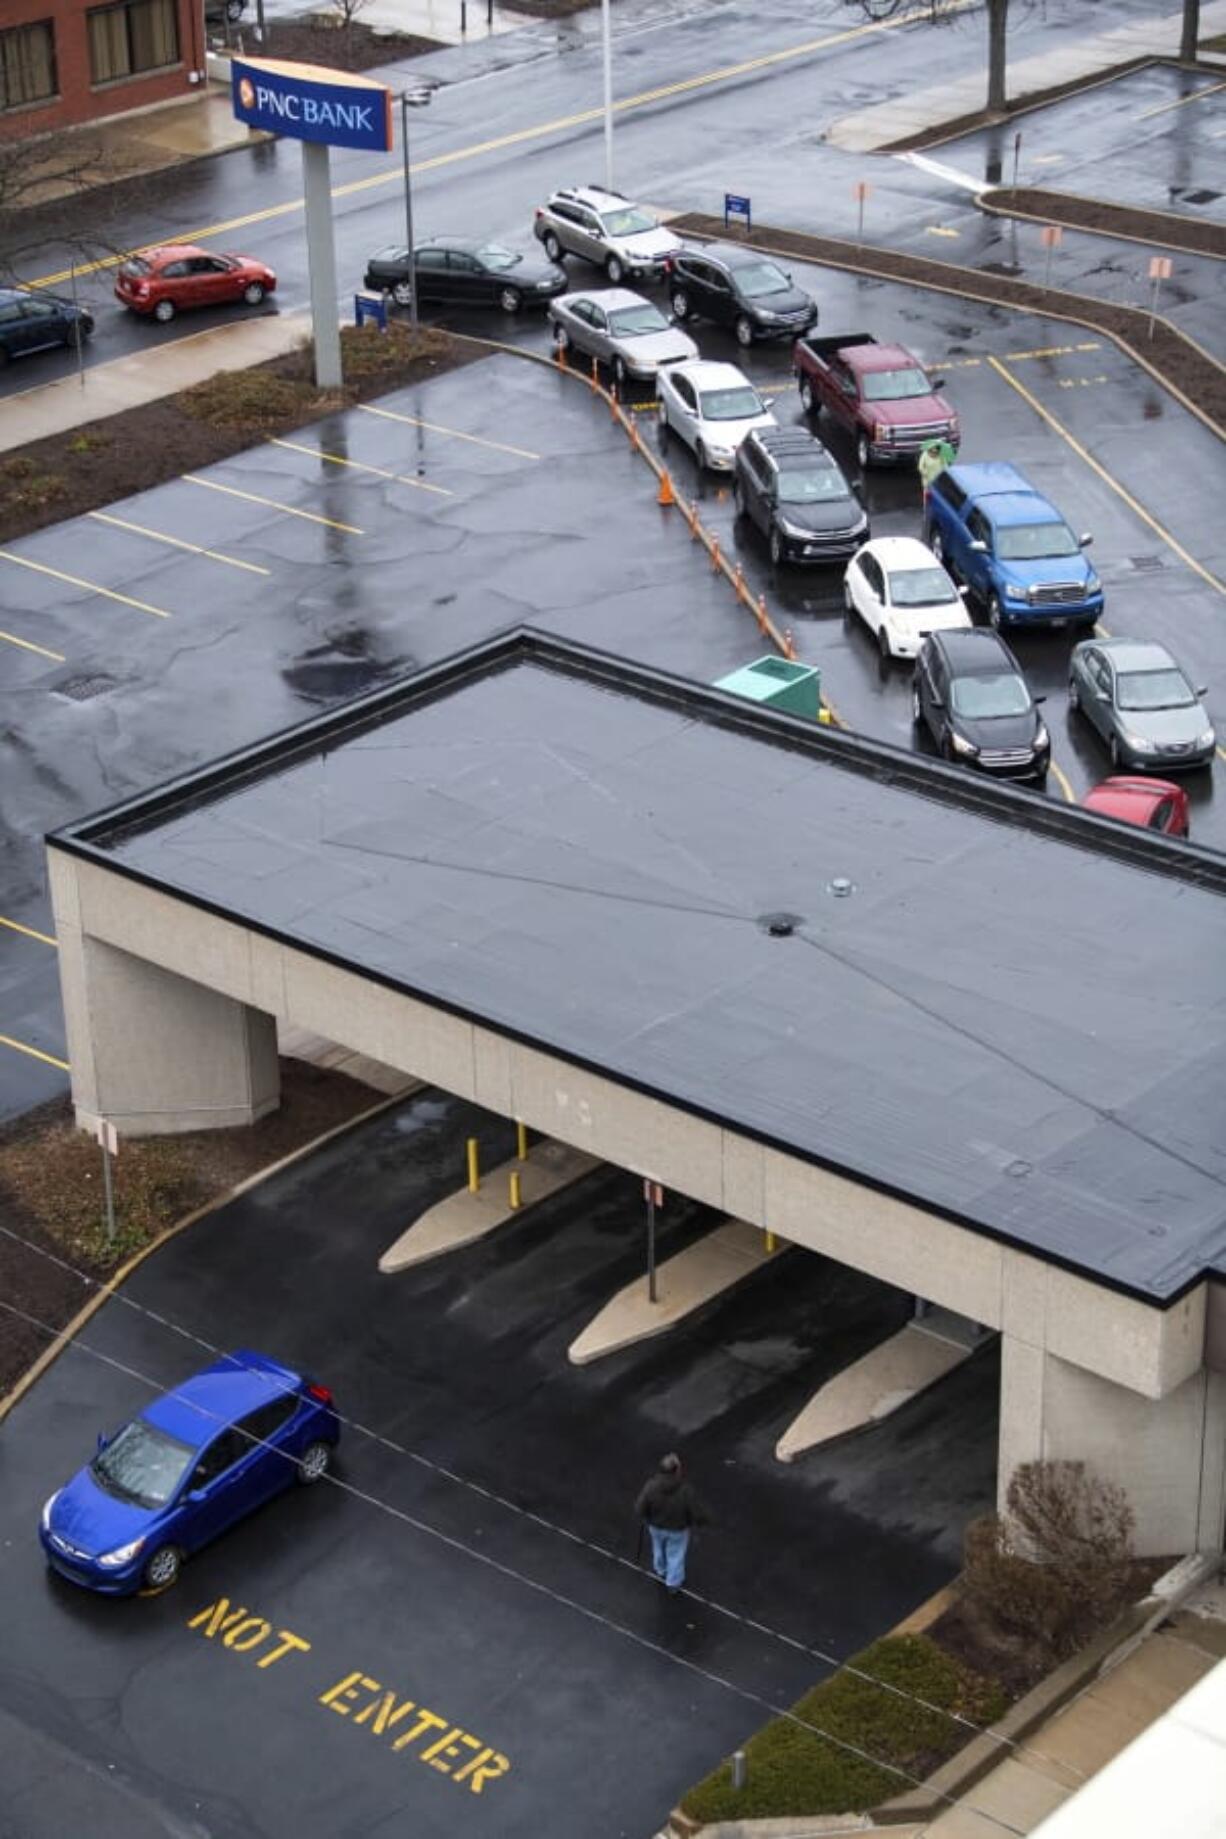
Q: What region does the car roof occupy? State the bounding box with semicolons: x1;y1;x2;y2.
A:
141;1350;303;1449
946;462;1038;501
696;242;782;272
552;185;639;210
560;287;654;311
843;342;919;373
928;628;1017;672
749;426;833;462
865;535;945;569
142;245;209;264
671;360;754;388
1084;779;1180;815
1093;638;1178;672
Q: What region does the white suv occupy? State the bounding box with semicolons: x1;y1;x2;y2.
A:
533;186;683;284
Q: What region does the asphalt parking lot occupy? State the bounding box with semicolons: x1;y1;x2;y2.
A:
1;259;1223;1121
0;1090;999;1838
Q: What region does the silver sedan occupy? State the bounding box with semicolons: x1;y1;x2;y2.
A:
547;288;697;387
1068;636;1215;772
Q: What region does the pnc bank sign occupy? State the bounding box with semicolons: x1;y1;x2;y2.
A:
231;55;392;154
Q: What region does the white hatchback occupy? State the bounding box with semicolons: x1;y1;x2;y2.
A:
844;534;972;661
656;360;776;471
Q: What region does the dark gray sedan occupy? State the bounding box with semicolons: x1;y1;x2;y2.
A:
364;238;566;314
1068;637;1215;772
547;288;697;387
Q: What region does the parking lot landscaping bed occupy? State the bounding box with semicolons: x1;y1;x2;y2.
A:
0;322;475;544
244;19;440;71
0;1059;382;1402
979;187;1226;260
669;213;1226;434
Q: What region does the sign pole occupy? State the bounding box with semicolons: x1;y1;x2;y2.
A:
95;1118;118;1246
1147;255;1172;340
601;0;614;193
1012;130;1021;189
69;261;85;390
301;140;342;388
401;92;417;329
647;1187;657;1302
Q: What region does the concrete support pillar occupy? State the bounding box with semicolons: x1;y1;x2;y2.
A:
58;930;279;1137
999;1335;1226;1558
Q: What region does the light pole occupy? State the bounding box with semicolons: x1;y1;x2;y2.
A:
399;84;432;328
601;0;614;192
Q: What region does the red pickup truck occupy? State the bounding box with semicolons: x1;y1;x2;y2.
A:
792;334;959;471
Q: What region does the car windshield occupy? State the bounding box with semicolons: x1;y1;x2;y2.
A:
734;261;791;299
950;672;1031;718
90;1418;196;1509
996;520;1080;559
889;566;957;607
699;386;763;421
476;243;521;271
120;257;151;277
777;466;849;504
599;207;656;236
609;303;669;336
862;367;932;401
1116;667;1196;712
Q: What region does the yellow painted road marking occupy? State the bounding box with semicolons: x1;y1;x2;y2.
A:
358;402;539;459
182;475;364;534
26;0;978;290
88;511;271;575
0;550;170;618
1006;342;1100;360
1138;77;1226;120
0;1033;68;1071
271;437;452;495
0;915;57;947
925;225;960;238
986;357;1226;598
1048;761;1075;804
0;628;65;662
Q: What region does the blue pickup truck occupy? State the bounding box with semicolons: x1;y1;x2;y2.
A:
923;461;1103;630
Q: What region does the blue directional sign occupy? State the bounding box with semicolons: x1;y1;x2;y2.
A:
232;56;392;154
724;192;752;231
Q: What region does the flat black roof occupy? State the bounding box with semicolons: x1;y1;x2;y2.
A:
50;631;1226;1305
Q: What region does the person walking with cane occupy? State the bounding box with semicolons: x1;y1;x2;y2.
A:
635;1452;709;1594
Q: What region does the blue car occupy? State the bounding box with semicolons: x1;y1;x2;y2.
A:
0;285;94;364
39;1350;340;1596
924;461;1104;631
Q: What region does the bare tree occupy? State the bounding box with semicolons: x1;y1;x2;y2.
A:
0;130;145;286
1181;0;1201;61
846;0;1012;116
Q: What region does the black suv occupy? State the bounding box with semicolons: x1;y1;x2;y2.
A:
733;427;868;567
913;629;1049;784
668;245;817;345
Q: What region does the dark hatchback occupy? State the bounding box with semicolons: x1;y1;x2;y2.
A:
0;285;93;364
667;244;817;345
733;425;868;566
913;628;1049;785
364;237;566;314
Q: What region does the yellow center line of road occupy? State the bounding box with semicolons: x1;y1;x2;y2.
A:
271;437;452;495
88;512;271;575
1138;78;1226;120
26;0;975;290
986;357;1226;599
182;475;364;534
0;1033;68;1072
0;550;171;618
1048;761;1075;804
0;915;57;947
358;402;539;459
0;627;65;662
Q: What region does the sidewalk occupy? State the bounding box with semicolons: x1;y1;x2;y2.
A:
20;83;266;209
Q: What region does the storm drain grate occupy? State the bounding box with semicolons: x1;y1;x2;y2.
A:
55;674;115;702
1179;189;1220;207
1129;555;1165;573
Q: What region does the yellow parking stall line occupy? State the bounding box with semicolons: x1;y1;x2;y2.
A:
358;402;539;460
986;357;1226;599
1138;78;1226;120
1006;343;1100;361
0;1033;68;1072
925;225;960;238
1048;761;1075;804
0;915;57;947
271;437;452;496
0;550;170;619
88;512;271;575
182;475;364;535
0;627;65;662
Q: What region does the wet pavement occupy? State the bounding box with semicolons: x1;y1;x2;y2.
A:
0;1091;998;1837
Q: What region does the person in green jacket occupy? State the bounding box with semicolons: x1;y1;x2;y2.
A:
918;438;956;495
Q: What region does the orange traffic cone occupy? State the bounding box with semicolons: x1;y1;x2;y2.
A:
657;470;675;508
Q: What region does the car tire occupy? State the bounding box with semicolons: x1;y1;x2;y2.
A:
143;1544;182;1592
553;323;570;352
843;585;854;624
606;255;624;284
297;1440;332;1485
911;685;923;726
734;315;754;347
670;290;690;321
657;400;669;441
153;299;176;323
799;377;815;415
769;526;784;568
694;439;707;471
392;280;413;307
732;478;745;519
613;355;628;390
543;231;562;263
1067;677;1080;712
498;286;523;314
988;594;1004;630
856;431;870;470
242;282;266;307
878;627;891;663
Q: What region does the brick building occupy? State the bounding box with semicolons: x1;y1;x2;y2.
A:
0;0;206;138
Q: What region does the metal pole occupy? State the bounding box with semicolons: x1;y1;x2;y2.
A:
460;0;467;33
487;0;493;23
857;193;865;246
1012;130;1021;189
255;0;266;43
69;261;85;390
100;1138;116;1246
1148;273;1162;340
301;140;342;389
401;92;418;329
646;1190;657;1303
601;0;614;192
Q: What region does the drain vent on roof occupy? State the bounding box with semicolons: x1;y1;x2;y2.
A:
759;911;803;938
55;674;115;702
1129;555;1164;573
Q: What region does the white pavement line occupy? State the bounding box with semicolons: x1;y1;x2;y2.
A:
896;150;987;195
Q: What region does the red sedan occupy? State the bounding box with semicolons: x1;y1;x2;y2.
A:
1082;776;1190;838
115;245;276;323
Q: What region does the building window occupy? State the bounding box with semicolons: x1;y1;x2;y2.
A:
87;0;179;85
0;21;58;110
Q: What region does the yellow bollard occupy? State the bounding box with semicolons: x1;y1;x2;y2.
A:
466;1136;480;1194
765;1229;777;1254
818;706;832;726
509;1170;522;1211
516;1119;528;1161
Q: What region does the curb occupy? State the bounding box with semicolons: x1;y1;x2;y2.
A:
976;187;1226;263
0;1077;412;1427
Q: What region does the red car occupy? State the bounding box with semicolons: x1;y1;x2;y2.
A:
1082;777;1190;837
115;245;276;323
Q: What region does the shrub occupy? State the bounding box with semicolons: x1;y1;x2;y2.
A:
963;1460;1135;1663
338;320;451;383
179;370;318;430
680;1634;1006;1824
